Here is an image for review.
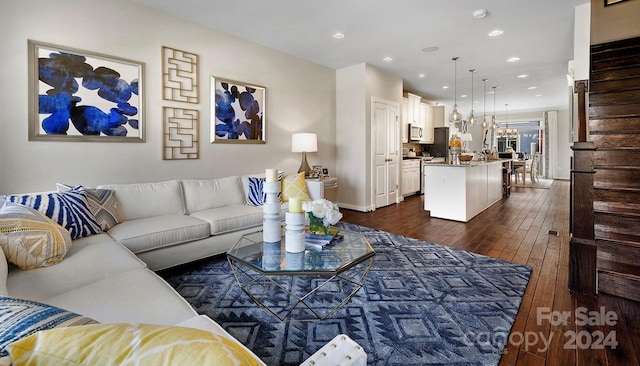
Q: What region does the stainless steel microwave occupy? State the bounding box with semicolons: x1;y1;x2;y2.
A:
409;124;423;140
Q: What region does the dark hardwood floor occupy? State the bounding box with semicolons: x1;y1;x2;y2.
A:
340;180;640;366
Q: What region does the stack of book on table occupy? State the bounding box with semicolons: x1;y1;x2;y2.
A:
305;227;343;250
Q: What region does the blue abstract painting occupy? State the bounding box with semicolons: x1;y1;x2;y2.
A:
29;40;144;141
210;77;265;143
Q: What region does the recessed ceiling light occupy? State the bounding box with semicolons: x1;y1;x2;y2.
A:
506;57;520;63
517;74;529;78
535;94;542;97
382;56;393;62
488;29;504;37
442;85;449;89
460;94;468;98
422;46;439;53
528;86;537;90
332;32;345;39
418;73;426;79
472;9;488;19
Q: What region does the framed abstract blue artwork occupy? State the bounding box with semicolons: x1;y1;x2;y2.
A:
28;40;145;142
210;76;265;144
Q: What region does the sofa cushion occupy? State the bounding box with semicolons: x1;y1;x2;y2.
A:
7;233;146;301
0;202;72;270
97;180;185;221
0;296;97;358
56;184;121;231
181;177;245;214
6;323;263;366
108;215;210;254
42;268;197;325
0;250;7;296
4;189;101;240
189;205;264;236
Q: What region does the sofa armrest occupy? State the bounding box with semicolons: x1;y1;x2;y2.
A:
305;180;323;201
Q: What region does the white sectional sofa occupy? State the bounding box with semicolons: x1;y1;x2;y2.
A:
0;174;340;365
99;175;322;270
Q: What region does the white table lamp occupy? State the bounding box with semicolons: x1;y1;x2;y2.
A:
291;133;317;177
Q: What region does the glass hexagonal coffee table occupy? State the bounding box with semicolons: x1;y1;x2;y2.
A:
227;228;375;321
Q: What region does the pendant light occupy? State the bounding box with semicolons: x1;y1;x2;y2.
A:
491;86;498;131
510;105;518;137
468;69;476;126
505;104;512;136
497;103;519;138
448;57;463;123
481;78;488;129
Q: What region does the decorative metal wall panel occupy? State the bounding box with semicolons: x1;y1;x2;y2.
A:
162;46;198;104
163;107;199;160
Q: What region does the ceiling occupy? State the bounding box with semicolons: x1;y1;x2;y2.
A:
134;0;588;115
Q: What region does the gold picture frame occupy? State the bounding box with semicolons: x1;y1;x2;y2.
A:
210;76;265;144
28;40;145;142
604;0;628;6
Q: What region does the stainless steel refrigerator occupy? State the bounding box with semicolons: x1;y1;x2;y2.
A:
432;127;450;163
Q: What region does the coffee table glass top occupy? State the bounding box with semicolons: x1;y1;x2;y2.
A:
227;228;375;275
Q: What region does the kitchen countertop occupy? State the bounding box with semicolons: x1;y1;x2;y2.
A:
423;159;507;167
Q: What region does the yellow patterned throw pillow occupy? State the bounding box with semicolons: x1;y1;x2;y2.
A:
0;203;71;270
281;172;310;202
7;323;263;366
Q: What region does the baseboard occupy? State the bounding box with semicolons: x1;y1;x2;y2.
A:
337;202;371;212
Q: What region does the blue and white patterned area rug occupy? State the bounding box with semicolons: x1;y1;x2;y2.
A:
159;223;531;365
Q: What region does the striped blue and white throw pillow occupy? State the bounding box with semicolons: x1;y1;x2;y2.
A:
247;173;283;206
4;188;102;240
0;296;97;357
247;177;267;206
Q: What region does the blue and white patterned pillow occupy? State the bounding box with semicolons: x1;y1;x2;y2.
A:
4;188;102;240
56;184;120;231
247;173;283;206
0;296;97;357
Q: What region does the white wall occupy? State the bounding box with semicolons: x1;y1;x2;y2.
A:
0;0;336;194
335;63;402;211
590;0;640;45
336;64;367;210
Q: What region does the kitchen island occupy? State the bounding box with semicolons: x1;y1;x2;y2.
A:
423;160;504;222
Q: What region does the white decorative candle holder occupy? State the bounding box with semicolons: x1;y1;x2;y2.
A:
263;181;282;243
285;211;306;253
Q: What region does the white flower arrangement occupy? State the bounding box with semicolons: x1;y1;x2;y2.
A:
302;198;343;227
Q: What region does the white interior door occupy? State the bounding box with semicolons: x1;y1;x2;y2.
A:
373;99;399;209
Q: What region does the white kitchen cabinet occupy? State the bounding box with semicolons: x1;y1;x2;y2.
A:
407;93;422;128
402;159;421;196
403;93;423;127
420;103;434;144
432;105;446;128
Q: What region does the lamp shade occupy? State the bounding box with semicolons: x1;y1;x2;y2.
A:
461;133;473;142
291;133;317;153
